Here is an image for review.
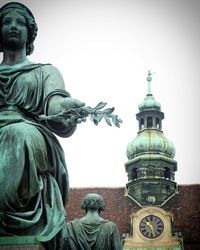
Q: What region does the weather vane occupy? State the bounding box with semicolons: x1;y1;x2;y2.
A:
146;70;155;95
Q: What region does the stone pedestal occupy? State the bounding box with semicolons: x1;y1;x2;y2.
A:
0;236;44;250
0;246;43;250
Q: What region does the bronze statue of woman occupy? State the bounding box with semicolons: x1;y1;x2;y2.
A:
0;2;86;249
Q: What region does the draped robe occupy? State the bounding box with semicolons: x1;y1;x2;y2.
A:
0;63;76;246
66;219;122;250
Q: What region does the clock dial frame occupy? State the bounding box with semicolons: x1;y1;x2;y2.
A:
139;215;164;239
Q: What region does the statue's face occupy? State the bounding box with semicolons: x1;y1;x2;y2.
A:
1;10;28;51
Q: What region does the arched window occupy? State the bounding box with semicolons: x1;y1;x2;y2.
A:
147;116;153;128
132;168;138;180
156;117;160;129
139;118;144;130
164;167;171;180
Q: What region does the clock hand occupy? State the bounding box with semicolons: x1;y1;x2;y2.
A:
145;221;156;237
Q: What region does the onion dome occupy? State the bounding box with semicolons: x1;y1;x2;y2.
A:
138;94;161;111
126;129;176;160
126;71;176;160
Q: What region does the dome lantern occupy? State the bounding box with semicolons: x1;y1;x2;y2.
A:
138;71;161;112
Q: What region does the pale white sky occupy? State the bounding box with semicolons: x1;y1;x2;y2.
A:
1;0;200;187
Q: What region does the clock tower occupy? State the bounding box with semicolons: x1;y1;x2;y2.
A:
123;206;183;249
123;72;183;249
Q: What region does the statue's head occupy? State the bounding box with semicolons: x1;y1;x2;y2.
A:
81;193;105;213
0;2;38;55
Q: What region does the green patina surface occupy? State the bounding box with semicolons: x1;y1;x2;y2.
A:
0;236;43;246
0;3;122;249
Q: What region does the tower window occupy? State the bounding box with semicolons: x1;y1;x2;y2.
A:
164;167;171;180
147;116;153;128
131;168;138;180
156;117;161;129
139;118;144;130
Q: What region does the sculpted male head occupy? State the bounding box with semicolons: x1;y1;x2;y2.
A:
0;2;38;55
81;193;105;213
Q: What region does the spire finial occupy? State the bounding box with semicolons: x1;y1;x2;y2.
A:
146;70;155;96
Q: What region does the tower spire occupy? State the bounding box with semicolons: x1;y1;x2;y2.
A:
146;70;154;96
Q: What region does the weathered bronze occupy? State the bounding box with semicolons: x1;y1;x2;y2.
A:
66;193;123;249
0;2;121;249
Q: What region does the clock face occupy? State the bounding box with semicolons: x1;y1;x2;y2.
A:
139;215;164;239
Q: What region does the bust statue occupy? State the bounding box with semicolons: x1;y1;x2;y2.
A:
66;193;123;249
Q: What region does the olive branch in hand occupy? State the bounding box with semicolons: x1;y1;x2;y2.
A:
85;102;122;127
39;102;122;128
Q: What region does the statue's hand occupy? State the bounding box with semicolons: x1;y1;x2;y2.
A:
39;97;87;127
60;97;85;110
58;97;87;126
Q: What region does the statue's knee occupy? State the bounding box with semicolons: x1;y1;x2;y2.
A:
2;123;41;142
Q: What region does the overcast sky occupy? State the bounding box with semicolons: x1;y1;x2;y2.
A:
1;0;200;187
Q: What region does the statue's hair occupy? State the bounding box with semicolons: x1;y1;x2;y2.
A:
81;193;105;212
0;2;38;55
